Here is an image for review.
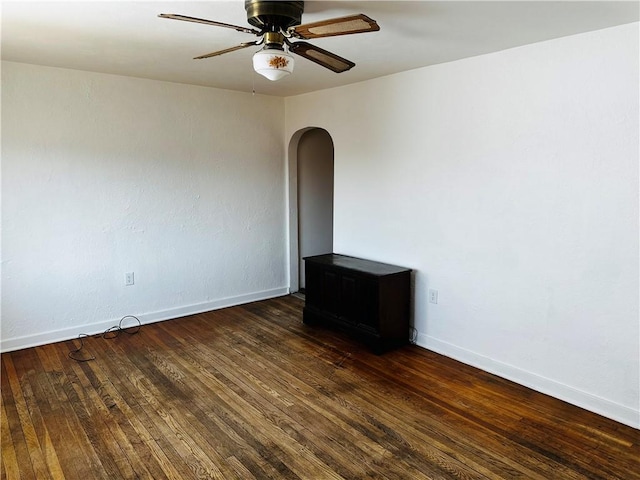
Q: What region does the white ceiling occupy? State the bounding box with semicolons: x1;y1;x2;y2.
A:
2;1;638;97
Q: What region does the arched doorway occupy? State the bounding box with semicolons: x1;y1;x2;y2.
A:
288;128;334;293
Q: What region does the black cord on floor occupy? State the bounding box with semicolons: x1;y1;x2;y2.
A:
409;326;418;345
68;315;141;362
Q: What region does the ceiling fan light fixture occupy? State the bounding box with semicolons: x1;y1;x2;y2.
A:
161;2;381;79
252;47;295;81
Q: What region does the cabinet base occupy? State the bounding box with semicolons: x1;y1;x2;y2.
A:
303;307;408;355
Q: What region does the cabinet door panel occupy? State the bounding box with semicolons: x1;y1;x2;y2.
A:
339;274;360;325
321;270;340;316
358;278;379;331
305;264;322;307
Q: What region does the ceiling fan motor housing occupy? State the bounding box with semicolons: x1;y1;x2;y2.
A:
244;1;304;30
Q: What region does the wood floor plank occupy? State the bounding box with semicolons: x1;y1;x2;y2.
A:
254;296;640;478
143;325;335;478
2;358;34;480
337;355;584;479
2;353;54;479
228;314;542;478
1;399;21;480
87;338;210;480
2;295;639;479
61;345;142;479
151;320;395;479
141;328;346;480
351;347;638;480
189;310;431;478
12;347;70;480
117;337;300;479
233;303;557;478
184;312;474;479
40;341;112;479
103;341;234;480
75;359;171;480
76;350;181;479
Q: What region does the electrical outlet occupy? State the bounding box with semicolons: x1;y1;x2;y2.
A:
428;289;438;304
125;272;135;286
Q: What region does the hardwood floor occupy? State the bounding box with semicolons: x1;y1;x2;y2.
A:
2;295;638;479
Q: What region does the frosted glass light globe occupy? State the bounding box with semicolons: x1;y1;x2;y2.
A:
252;48;295;81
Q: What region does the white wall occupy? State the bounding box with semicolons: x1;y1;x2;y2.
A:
1;62;288;351
285;23;639;428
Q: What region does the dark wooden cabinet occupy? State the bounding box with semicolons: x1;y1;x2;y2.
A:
303;254;411;354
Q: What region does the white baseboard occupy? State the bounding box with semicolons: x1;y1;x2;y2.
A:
0;287;290;353
417;333;640;430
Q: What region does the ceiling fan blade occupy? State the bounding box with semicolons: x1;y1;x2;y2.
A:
194;41;259;60
289;42;355;73
158;14;261;35
290;14;379;39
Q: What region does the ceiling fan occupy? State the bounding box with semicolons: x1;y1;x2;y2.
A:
159;0;380;81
